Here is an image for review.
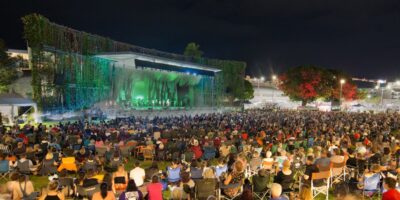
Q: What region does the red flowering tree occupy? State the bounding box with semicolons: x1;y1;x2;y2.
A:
327;69;359;101
331;82;358;100
279;66;359;105
278;66;331;106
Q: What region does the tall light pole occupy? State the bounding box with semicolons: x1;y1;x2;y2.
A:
384;84;392;106
272;75;277;103
377;84;391;106
259;76;265;89
339;79;345;109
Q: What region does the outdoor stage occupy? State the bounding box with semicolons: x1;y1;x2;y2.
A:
22;14;246;118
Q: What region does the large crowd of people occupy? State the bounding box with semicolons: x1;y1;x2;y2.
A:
1;109;400;200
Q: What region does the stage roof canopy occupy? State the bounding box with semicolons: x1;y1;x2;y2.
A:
96;52;221;75
0;93;36;106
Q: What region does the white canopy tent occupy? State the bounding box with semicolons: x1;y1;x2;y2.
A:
0;93;39;125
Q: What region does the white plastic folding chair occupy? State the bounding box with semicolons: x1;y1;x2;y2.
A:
246;165;258;178
330;161;346;186
311;170;330;200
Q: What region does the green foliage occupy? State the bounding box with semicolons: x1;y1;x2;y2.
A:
242;79;254;100
183;42;203;58
203;59;246;103
0;39;9;64
0;39;18;93
356;88;368;100
182;42;247;104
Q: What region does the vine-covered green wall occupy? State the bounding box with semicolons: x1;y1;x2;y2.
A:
22;13;246;110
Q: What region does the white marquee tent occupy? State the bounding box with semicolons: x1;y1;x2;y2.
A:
0;93;39;124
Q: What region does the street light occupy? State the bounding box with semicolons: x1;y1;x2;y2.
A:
257;76;265;89
396;80;400;86
378;84;392;106
339;79;346;109
271;75;277;103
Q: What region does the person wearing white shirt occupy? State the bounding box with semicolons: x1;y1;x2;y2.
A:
129;161;145;187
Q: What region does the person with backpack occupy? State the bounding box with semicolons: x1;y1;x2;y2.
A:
119;179;143;200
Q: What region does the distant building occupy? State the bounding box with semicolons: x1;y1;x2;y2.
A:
7;49;29;60
244;75;298;109
388;81;400;100
5;49;32;98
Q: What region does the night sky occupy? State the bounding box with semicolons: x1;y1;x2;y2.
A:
1;0;400;80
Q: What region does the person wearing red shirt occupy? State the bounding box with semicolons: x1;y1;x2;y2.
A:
147;175;163;200
354;132;361;140
241;131;248;140
383;177;400;200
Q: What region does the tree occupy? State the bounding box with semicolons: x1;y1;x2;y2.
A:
279;66;360;106
0;39;18;92
327;69;359;101
241;79;254;100
184;42;203;58
279;65;331;106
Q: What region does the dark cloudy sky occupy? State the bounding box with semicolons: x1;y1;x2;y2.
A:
1;0;400;79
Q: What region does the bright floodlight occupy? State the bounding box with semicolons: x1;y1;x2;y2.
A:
378;79;385;84
340;79;346;84
260;76;265;81
272;75;277;80
396;80;400;85
375;85;380;89
387;84;392;89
